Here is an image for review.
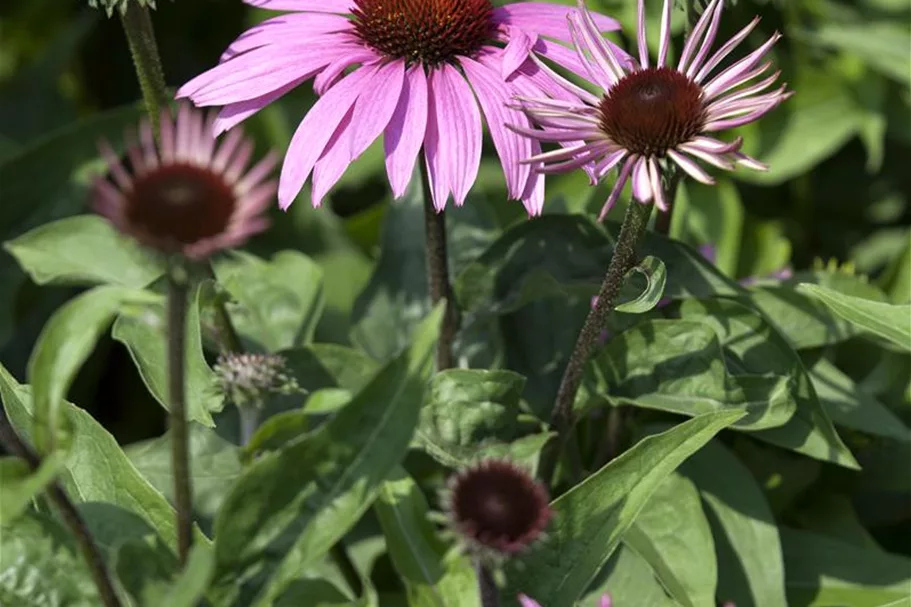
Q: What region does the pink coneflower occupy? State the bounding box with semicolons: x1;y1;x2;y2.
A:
519;592;612;607
176;0;624;215
513;0;790;219
445;459;551;556
94;103;276;260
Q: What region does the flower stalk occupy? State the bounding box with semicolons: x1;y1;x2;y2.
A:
539;200;653;488
419;155;459;370
119;2;168;134
0;410;122;607
477;562;500;607
167;267;193;564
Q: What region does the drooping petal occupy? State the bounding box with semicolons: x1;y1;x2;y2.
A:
461;56;531;200
598;156;636;220
220;13;353;61
383;66;428;198
349;60;406;158
668;149;715;184
243;0;353;12
631;155;653;203
520;147;545;215
648;157;667;211
492;2;620;42
278;66;372;209
501;27;537;79
423;65;482;209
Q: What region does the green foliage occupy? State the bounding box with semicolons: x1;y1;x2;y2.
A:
1;0;909;605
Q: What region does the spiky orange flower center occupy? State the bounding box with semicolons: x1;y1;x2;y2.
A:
127;164;235;245
352;0;496;66
599;67;707;157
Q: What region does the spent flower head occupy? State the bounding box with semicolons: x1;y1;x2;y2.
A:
512;0;790;219
177;0;626;215
93;103;276;260
214;352;300;409
444;459;551;559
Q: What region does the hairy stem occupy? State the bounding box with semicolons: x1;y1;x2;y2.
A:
119;2;169;133
538;201;653;488
477;562;500;607
0;410;122;607
419;156;459;370
238;407;259;447
168;272;193;564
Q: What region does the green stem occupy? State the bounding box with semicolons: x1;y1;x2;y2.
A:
419;155;459;370
238;406;259;447
119;2;169;134
538;201;653;488
167;271;193;564
0;410;122;607
476;562;500;607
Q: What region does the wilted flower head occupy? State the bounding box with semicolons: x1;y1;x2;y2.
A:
519;592;612;607
513;0;790;219
94;103;276;260
445;459;550;557
214;352;299;408
177;0;625;215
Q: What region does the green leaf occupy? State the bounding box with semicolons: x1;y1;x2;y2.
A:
679;439;787;607
0;511;100;606
116;539;214;607
3;215;164;288
126;426;242;519
213;250;325;352
615;255;667;313
582;545;680;607
351;180;431;361
624;473;717;607
456;215;741;316
0;452;64;524
580;318;796;429
805;22;911;86
781;527;911;607
375;467;480;607
808;358;911;442
27;285;151;452
210;304;444;607
674;179;744;277
0;364;181;552
797;283;911;351
679;299;858;469
112;283;222;428
735;67;864;185
505;409;744;605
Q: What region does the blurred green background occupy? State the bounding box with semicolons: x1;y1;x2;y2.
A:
0;0;908;474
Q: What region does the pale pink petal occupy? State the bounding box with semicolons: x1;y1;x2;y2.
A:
384;66;428;198
657;0;673;67
678;0;723;73
600;593;614;607
668;149;715;184
636;0;649;69
599;156;636;220
214;75;309;135
520;150;545;215
631;156;653;203
573;7;627;84
314;47;379;95
517;594;542;607
693;17;761;82
424;65;482;209
278;66;372;209
461;56;530;200
243;0;353;12
648;157;667;211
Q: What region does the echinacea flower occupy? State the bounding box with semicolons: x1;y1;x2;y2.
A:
94;103;276;260
445;459;551;556
513;0;790;219
176;0;624;215
519;592;612;607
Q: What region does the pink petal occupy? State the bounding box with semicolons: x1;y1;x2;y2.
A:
177;44;336;106
657;0;673;67
501;27;536;79
424;65;482;210
350;60;405;158
384;66;428;199
213;75;309;135
492;3;620;42
314;47;379;95
631;155;653;203
243;0;353;12
311;111;354;207
517;595;542;607
220;13;353;61
278;66;372;209
599;156;636;220
460;56;530;200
